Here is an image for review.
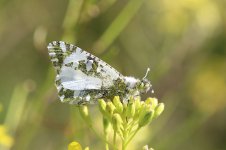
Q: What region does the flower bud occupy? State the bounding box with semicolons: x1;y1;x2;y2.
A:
113;96;123;114
126;102;135;118
153;103;164;119
145;97;158;109
122;103;128;117
106;102;116;117
140;102;151;114
0;125;13;147
133;98;142;119
112;113;123;136
103;117;111;135
138;109;154;127
134;98;141;110
79;106;89;117
84;147;90;150
98;99;106;115
79;106;92;125
68;141;82;150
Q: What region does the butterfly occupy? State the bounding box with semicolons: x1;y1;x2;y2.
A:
47;41;152;105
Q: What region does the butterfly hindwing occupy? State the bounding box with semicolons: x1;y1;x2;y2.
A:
47;41;124;104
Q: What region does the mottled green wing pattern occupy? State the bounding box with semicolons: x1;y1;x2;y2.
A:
47;41;124;105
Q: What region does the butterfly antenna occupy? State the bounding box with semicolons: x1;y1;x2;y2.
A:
143;68;150;79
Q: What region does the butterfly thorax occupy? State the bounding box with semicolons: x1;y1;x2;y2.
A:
123;76;151;101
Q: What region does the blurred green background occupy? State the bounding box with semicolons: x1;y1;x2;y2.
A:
0;0;226;150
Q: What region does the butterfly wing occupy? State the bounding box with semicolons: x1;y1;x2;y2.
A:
47;41;123;104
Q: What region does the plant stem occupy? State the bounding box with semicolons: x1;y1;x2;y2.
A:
105;141;109;150
93;0;146;55
78;108;118;150
62;0;83;42
103;117;110;150
127;120;138;134
105;126;109;150
113;130;116;150
125;127;141;147
122;120;128;150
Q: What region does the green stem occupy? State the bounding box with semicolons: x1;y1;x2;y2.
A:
104;126;109;150
113;130;116;150
13;68;55;150
105;141;109;150
93;0;146;55
78;108;117;150
62;0;83;42
90;125;113;149
4;84;29;134
125;127;141;147
127;120;138;134
103;117;110;150
122;140;126;150
122;121;128;150
105;145;109;150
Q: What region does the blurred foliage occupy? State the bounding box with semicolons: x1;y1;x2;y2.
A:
0;0;226;150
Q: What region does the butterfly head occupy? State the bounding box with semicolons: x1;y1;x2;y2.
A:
139;68;152;93
124;68;152;95
139;78;151;93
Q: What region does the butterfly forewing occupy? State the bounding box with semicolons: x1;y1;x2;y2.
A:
47;41;124;104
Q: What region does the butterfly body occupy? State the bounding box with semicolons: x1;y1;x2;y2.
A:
48;41;151;105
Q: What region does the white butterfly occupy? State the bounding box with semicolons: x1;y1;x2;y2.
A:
47;41;152;105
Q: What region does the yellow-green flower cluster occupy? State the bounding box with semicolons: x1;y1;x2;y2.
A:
0;125;14;148
98;96;164;145
0;104;13;148
68;141;89;150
